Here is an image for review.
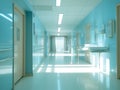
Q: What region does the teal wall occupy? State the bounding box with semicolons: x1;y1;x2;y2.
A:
0;0;47;89
0;0;13;90
32;15;47;71
25;11;33;75
0;0;13;60
33;16;46;56
75;0;120;72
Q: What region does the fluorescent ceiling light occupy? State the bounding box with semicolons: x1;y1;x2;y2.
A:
58;14;63;25
58;27;61;32
0;13;12;22
56;0;61;6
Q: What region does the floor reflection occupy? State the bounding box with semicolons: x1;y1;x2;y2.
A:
15;52;120;90
33;53;97;73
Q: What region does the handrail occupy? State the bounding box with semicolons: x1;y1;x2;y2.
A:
0;48;12;52
0;57;14;62
33;47;44;50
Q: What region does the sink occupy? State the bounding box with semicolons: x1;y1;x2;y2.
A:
89;47;109;52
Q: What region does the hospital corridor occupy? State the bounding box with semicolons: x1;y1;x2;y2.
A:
1;0;120;90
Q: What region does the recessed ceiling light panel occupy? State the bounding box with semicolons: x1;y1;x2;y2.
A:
56;0;61;7
58;14;63;25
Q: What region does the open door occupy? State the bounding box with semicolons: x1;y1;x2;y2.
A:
14;5;25;83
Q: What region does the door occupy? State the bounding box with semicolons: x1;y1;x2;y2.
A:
14;6;24;83
85;24;91;44
55;37;65;53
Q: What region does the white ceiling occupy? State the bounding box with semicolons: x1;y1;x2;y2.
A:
28;0;101;35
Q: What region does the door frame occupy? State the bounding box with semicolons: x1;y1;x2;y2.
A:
13;4;25;83
116;4;120;79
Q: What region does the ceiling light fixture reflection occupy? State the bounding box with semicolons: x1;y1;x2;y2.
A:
58;27;61;32
56;0;61;6
0;13;12;22
58;14;63;25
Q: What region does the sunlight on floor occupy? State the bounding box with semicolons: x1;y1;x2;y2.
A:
36;64;100;73
46;67;100;73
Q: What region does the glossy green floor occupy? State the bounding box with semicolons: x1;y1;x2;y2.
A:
15;53;120;90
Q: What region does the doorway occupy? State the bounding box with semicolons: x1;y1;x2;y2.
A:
55;37;65;53
14;5;25;83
